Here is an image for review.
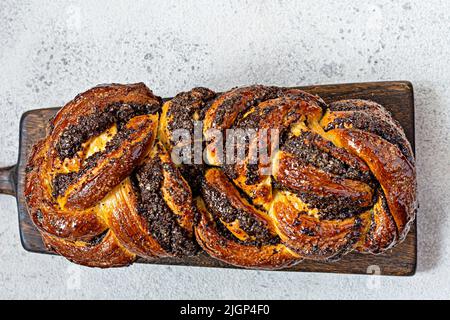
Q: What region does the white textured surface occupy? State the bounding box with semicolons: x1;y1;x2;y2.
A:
0;0;449;299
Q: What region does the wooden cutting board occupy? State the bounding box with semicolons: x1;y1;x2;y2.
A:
0;81;417;276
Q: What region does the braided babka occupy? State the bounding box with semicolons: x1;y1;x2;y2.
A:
25;83;417;269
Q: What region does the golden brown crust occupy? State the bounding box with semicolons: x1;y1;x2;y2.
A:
195;198;301;269
25;83;196;267
64;115;158;210
269;191;365;260
42;231;136;268
329;128;417;240
102;179;168;260
25;139;107;241
273;151;374;209
25;84;417;269
196;88;415;265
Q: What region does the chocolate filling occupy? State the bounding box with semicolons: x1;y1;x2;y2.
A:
56;102;160;160
178;164;204;196
295;191;374;220
281;131;372;182
52;172;78;198
166;88;216;194
278;131;376;219
201;178;279;246
88;230;109;246
167;87;215;134
133;157;198;256
245;163;260;185
220;88;327;188
327;100;413;163
211;86;279;129
52;127;137;198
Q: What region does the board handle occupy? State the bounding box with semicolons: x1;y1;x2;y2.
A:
0;165;16;196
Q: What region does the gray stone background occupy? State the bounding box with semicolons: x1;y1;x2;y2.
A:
0;0;449;299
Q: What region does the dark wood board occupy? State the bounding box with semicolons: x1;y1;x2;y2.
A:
0;81;416;276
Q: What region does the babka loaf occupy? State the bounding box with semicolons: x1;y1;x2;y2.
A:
24;83;417;269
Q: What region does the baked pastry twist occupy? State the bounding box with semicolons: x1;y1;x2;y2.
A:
25;83;198;267
25;83;417;269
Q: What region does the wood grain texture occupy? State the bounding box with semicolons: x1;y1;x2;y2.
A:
9;81;416;276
